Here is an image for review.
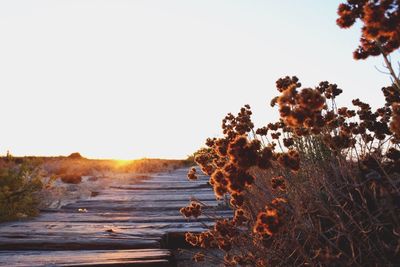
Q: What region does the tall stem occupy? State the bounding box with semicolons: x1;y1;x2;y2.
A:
382;52;400;90
376;42;400;90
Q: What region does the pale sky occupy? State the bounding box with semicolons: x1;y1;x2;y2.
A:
0;1;398;159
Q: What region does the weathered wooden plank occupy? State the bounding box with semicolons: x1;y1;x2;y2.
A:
94;188;216;199
0;238;161;250
0;221;215;236
61;201;220;212
85;194;218;202
25;210;232;223
110;183;210;190
0;249;172;267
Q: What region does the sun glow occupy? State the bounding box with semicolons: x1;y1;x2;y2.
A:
113;159;133;167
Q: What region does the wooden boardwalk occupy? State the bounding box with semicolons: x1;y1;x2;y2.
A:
0;168;229;266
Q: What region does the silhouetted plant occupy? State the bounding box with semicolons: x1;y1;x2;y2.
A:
181;1;400;265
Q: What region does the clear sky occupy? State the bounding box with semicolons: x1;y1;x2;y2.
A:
0;0;398;159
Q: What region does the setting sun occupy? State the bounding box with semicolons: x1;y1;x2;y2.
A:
113;159;132;166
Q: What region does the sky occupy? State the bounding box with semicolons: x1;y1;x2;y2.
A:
0;0;398;159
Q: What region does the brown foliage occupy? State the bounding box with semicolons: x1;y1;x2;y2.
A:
181;2;400;265
337;0;400;59
183;75;400;266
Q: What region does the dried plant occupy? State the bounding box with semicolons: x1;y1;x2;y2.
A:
181;2;400;265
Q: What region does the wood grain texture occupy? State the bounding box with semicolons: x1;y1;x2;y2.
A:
0;168;230;266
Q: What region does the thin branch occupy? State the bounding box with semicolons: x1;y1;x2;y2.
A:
374;65;391;75
378;46;400;90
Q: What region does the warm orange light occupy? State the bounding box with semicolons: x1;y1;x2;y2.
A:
113;159;132;167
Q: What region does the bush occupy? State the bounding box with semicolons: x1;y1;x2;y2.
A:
67;152;84;159
0;163;43;222
181;1;400;265
183;83;400;266
60;174;82;184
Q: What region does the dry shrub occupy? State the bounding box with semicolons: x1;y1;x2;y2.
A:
0;160;43;222
182;3;400;265
60;174;82;184
182;74;400;265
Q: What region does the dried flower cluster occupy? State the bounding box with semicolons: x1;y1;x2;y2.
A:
184;218;240;253
182;74;400;265
391;102;400;136
193;101;306;207
180;2;400;265
180;201;202;218
187;167;197;180
337;0;400;59
270;175;286;191
253;198;287;236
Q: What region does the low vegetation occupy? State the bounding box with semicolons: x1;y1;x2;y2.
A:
181;1;400;266
0;159;43;222
0;154;189;222
40;155;188;179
